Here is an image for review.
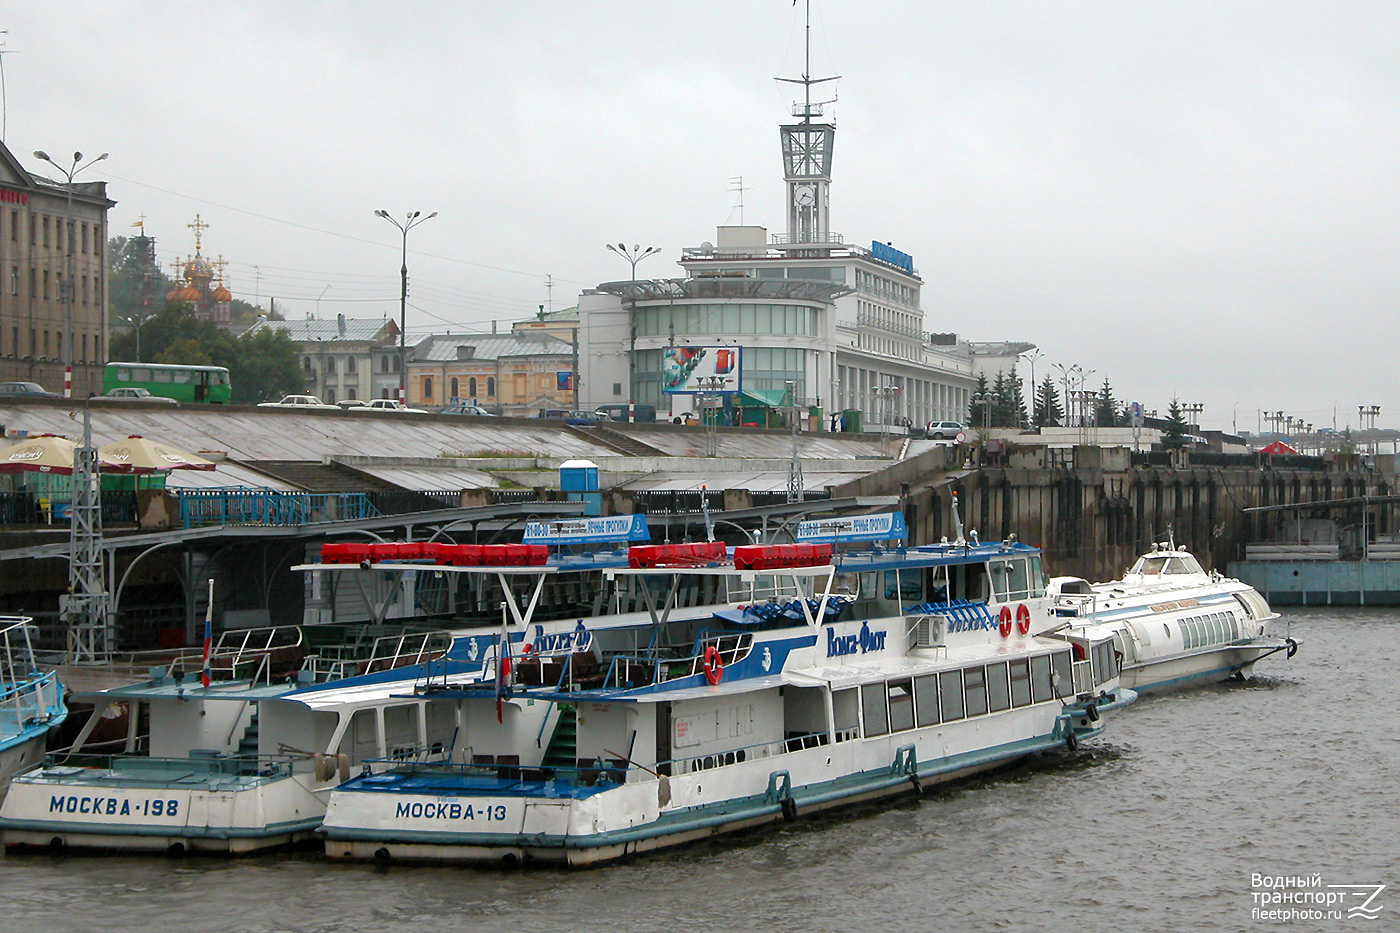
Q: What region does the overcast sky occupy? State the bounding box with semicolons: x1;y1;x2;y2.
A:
6;2;1397;433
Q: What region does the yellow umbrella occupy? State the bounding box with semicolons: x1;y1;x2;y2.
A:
0;434;83;474
96;435;217;474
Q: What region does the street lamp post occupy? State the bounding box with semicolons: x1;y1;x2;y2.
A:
34;149;108;398
1019;349;1043;427
606;243;661;420
695;374;726;457
375;209;437;404
117;309;154;363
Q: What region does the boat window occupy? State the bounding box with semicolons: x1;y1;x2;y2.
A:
939;670;965;721
963;665;988;717
887;679;915;732
384;704;420;759
1051;650;1073;697
1136;556;1168;574
985;661;1010;712
1030;654;1054;703
1009;658;1032;707
1229;615;1239;640
926;566;950;604
425;702;456;756
1092;642;1118;685
1209;615;1223;643
861;682;890;737
832;688;860;742
1027;556;1046;597
834;572;862;599
884;570;923;602
987;562;1011;600
914;673;941;726
347;708;378;765
1004;560;1031;601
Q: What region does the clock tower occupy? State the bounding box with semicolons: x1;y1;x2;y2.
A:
779;0;838;245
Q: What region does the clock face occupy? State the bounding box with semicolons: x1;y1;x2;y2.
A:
795;185;816;207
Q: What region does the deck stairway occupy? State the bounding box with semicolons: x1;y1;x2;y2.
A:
236;710;260;759
540;704;577;773
568;425;669;458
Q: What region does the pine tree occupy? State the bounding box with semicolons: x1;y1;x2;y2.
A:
1008;366;1029;428
1034;375;1063;428
1161;397;1190;449
1094;379;1119;427
968;373;991;431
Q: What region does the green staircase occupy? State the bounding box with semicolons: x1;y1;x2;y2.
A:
540;704;577;773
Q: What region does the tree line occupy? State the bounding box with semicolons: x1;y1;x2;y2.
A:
969;369;1195;448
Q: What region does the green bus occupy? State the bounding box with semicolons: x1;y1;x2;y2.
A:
102;362;232;404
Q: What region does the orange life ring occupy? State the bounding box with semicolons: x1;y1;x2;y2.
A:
1016;603;1032;636
703;645;723;685
997;606;1013;638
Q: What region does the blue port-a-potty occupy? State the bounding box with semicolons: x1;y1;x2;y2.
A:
560;459;601;515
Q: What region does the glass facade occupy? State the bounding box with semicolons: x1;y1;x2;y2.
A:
634;302;819;338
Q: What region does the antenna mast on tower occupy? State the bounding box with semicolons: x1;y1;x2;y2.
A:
776;0;840;247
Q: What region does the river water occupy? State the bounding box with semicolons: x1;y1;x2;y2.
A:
1;607;1394;933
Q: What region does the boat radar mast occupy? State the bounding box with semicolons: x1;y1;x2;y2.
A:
776;0;840;247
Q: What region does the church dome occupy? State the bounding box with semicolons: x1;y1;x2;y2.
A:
211;285;232;302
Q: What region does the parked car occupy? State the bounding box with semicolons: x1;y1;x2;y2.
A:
566;410;608;425
256;395;336;410
93;387;178;405
0;381;60;398
592;403;657;423
335;399;368;410
924;420;967;440
439;404;495;417
362;399;427;414
537;408;571;420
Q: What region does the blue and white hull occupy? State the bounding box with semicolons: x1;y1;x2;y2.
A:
323;688;1132;866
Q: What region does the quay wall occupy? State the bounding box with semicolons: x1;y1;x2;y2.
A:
830;445;1394;581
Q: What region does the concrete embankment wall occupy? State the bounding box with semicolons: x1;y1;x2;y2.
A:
832;445;1395;581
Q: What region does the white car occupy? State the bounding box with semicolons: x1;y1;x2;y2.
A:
362;399;427;413
924;420;967;440
257;395;337;410
94;387;177;405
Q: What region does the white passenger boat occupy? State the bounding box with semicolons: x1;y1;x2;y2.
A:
320;510;1136;866
0;624;460;854
0;617;66;802
1047;541;1295;694
0;524;646;855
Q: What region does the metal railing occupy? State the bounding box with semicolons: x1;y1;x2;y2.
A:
176;489;381;528
0;617;59;735
302;629;453;681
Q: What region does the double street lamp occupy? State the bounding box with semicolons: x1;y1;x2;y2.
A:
375;209;437;404
606;243;662;417
34;149;108;398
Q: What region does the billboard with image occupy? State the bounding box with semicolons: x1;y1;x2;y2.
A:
661;346;741;394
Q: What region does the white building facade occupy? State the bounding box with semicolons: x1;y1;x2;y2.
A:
577;61;1031;429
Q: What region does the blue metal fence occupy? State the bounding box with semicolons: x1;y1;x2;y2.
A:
176;489;381;528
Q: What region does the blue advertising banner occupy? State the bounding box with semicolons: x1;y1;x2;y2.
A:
523;514;651;545
796;511;908;544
